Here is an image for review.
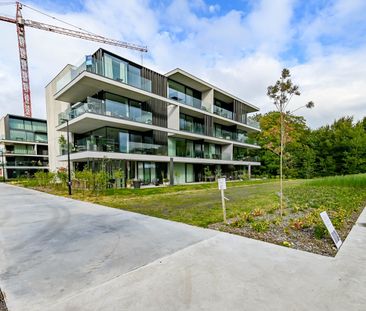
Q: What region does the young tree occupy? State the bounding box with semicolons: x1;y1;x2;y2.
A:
267;68;314;215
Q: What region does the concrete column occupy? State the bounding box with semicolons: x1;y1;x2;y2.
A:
167;105;180;130
202;89;214;113
169;157;174;185
248;165;251;180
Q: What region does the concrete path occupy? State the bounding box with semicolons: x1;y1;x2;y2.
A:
0;183;365;310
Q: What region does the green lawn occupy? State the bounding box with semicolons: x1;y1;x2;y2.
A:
18;174;366;230
16;174;366;256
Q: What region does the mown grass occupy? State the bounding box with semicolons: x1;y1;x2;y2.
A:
16;174;366;232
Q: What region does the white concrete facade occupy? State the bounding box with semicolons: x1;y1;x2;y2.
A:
46;48;261;184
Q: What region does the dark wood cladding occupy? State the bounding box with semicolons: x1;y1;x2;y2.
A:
233;100;243;123
141;68;167;97
153;130;168;146
147;99;167;128
204;115;213;136
142;68;168;128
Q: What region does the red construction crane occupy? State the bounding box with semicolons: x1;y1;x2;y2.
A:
0;1;148;117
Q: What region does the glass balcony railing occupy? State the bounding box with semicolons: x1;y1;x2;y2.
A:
65;138;166;156
213;106;234;120
214;131;258;145
58;97;153;126
5;160;48;167
245;116;260;129
180;123;204;135
56;58;152;93
168;88;202;109
5;150;36;155
233;155;260;162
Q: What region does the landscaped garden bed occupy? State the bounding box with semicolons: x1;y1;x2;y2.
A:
210;175;366;256
15;174;366;257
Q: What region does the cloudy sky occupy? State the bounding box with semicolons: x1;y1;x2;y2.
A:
0;0;365;128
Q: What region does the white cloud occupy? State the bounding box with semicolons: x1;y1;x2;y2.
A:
0;0;364;129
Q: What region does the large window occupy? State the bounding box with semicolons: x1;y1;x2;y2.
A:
103;53;149;91
8;117;47;142
74;127;166;156
9;118;24;130
10;130;26;141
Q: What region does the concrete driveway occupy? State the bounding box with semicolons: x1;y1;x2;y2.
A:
0;183;365;311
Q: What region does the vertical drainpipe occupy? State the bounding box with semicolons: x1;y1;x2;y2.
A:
169;157;174;185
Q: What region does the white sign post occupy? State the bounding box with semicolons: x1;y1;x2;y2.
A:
320;211;342;249
218;178;227;223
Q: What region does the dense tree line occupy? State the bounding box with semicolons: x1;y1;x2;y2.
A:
251;112;366;178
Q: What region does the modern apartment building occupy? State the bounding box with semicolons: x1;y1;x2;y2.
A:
0;114;49;179
46;48;260;185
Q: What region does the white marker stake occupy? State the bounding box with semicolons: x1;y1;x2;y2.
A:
320;211;342;249
218;178;227;223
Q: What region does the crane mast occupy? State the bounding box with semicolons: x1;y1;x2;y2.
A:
16;1;32;117
0;1;148;118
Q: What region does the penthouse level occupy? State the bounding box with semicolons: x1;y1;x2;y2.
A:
46;48;261;185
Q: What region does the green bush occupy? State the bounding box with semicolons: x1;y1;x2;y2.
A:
34;171;55;187
231;212;253;228
314;224;327;239
251;221;269;232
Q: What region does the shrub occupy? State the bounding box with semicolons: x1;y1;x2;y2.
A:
34;171;55;187
290;218;304;230
314;224;327;239
231;212;253;228
251;208;265;217
251;221;269;232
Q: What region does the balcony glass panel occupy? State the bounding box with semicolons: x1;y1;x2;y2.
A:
213;105;233;120
59;97;153;126
55;54;152;93
168;80;202;109
179;113;204;135
72;127;167;156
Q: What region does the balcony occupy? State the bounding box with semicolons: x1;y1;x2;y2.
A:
168;88;202;109
214;131;258;145
244;116;260;129
65;138;167;156
56;58;152;93
180;123;204;135
5;160;48;167
58;97;153;126
213;106;234;120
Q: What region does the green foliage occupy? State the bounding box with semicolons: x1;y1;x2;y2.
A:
231;212;253;228
251;114;366;179
251;221;270;233
251;208;265;217
314;224;327;239
214;167;222;178
34;171;55;187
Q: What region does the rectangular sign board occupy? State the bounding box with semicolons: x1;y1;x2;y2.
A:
218;178;226;190
320;211;342;249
